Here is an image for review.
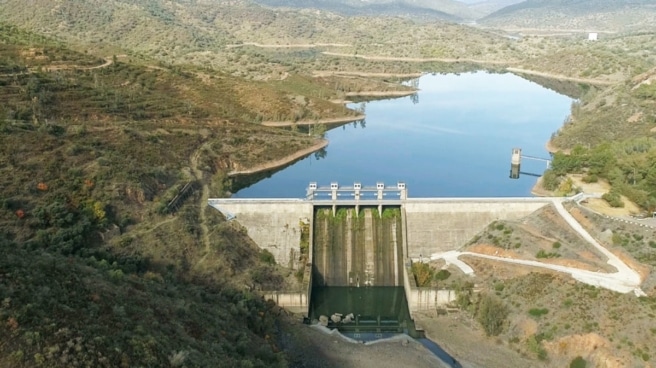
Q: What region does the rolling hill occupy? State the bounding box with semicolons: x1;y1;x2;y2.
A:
0;0;524;72
252;0;474;20
465;0;527;17
480;0;656;31
253;0;536;20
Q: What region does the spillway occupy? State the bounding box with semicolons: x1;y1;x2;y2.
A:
312;207;404;287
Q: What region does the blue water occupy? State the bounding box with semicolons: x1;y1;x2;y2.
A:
235;71;573;198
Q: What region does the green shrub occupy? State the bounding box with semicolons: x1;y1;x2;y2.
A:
552;241;562;249
537;250;560;259
542;170;561;191
582;174;598;183
476;293;509;336
570;356;587;368
259;249;276;265
412;262;435;287
528;308;549;317
527;334;548;360
434;269;451;281
602;190;624;208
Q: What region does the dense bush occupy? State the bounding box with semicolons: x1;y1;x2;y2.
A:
435;269;451;281
476;293;509;336
602;190;624;208
570;356;587;368
411;262;435;287
0;241;286;368
545;137;656;210
528;308;549;317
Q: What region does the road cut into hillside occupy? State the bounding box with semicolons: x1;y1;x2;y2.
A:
430;198;646;296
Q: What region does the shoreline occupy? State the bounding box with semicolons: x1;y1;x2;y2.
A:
530;138;560;197
262;114;365;127
313;71;423;78
530;176;553;197
530;138;566;196
227;139;328;177
506;67;615;86
321;51;518;65
345;90;416;97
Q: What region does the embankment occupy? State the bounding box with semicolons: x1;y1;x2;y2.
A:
262;115;365;127
228;139;328;176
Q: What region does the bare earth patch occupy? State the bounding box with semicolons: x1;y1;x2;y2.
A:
610;249;651;282
543;334;628;368
468;244;521;259
416;312;547;368
627;111;643;123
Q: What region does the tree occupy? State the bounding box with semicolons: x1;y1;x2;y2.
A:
311;123;326;138
476;293;509;336
411;262;434;287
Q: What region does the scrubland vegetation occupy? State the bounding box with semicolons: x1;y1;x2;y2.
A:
2;0;656;366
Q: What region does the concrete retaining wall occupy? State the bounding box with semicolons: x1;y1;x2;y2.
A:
264;292;309;315
403;265;457;314
404;198;552;257
208;199;313;269
411;289;457;310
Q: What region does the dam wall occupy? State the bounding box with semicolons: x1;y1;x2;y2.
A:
312;207;404;287
209;196;557;317
208;198;555;268
404;198;552;258
208;199;312;269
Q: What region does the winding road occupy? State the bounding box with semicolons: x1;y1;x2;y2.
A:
430;197;646;296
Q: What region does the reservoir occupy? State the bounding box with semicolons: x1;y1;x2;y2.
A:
234;71;573;198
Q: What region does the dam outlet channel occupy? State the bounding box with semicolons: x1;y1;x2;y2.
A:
309;207;417;336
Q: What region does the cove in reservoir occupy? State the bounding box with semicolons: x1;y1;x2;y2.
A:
234;71;573;197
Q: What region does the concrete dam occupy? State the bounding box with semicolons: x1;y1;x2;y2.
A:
208;182;554;324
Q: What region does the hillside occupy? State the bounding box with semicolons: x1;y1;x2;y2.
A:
252;0;464;21
0;0;526;75
253;0;533;20
2;0;656;366
0;24;357;367
480;0;656;31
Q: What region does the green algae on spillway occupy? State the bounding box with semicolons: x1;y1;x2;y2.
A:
311;207;404;287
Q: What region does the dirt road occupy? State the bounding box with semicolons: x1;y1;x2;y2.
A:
430;197;645;296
